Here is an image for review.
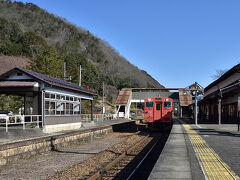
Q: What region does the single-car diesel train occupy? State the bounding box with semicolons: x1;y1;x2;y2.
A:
144;97;173;128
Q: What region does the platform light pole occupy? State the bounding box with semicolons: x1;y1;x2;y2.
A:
195;82;198;125
185;82;204;125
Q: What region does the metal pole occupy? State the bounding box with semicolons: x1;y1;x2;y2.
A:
6;117;8;133
180;107;182;118
195;82;198;125
218;99;221;125
238;97;240;131
80;98;81;122
41;91;45;128
37;116;39;128
91;100;93;121
23;115;25;130
136;102;137;118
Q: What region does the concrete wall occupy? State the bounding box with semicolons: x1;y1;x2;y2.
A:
45;116;81;125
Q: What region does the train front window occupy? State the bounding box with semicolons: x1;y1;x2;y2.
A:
156;103;161;110
163;102;171;108
145;102;153;108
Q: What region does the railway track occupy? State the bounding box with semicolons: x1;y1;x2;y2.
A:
49;126;170;180
88;131;169;180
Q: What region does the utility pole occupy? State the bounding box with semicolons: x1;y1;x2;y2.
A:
79;65;82;86
63;62;71;81
64;62;66;80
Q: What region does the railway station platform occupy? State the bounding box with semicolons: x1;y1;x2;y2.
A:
0;118;131;145
148;119;240;180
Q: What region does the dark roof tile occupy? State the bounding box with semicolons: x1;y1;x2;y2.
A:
15;68;96;95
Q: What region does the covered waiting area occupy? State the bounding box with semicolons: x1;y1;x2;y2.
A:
0;67;96;133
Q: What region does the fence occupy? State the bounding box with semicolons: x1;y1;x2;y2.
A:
0;114;117;133
0;115;42;133
80;114;116;122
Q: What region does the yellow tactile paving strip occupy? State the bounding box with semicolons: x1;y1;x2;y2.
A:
183;124;238;180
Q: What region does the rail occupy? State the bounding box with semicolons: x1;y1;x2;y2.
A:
0;115;42;133
126;137;160;180
88;134;149;180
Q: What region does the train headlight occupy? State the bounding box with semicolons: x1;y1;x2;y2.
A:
148;98;151;101
166;98;169;101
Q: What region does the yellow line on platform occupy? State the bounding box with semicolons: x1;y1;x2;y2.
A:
183;124;238;180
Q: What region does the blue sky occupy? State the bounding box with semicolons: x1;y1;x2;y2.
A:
20;0;240;88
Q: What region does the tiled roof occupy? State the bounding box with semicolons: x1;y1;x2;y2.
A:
1;67;96;95
115;88;132;105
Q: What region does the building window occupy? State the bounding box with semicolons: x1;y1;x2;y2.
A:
45;93;50;99
70;103;73;114
74;104;80;114
45;101;50;115
50;94;55;99
56;102;64;115
56;94;60;99
65;103;69;115
50;101;56;115
45;92;81;116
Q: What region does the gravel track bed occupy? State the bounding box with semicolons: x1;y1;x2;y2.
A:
49;133;147;180
0;132;132;180
102;136;153;180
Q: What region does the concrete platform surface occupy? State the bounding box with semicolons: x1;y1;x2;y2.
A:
148;121;192;180
149;119;240;180
0;118;130;145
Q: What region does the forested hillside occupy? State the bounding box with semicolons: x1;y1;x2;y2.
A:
0;1;164;102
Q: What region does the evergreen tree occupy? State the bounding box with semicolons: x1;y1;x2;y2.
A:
27;46;64;79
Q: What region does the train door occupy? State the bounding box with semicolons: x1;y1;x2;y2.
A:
154;101;162;121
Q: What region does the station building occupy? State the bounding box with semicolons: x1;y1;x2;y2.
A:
115;88;193;119
0;67;96;132
199;63;240;124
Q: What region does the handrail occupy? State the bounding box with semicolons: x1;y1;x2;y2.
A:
80;114;117;122
0;115;42;133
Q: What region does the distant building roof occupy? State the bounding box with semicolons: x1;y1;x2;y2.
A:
115;88;132;105
0;67;96;96
179;89;192;106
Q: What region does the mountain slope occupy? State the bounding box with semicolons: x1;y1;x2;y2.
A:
0;1;164;99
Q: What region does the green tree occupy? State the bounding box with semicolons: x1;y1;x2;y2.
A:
20;32;48;58
0;95;24;114
0;17;22;56
27;47;64;79
64;52;100;90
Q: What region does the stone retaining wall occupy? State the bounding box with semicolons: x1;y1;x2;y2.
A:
0;126;113;166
